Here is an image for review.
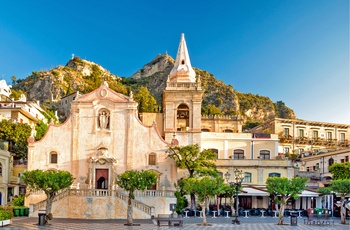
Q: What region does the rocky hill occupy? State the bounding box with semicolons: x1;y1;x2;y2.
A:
12;54;296;124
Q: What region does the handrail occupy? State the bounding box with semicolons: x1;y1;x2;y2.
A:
31;189;157;216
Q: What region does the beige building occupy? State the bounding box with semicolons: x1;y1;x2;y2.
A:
0;80;48;203
250;118;350;156
25;34;295;218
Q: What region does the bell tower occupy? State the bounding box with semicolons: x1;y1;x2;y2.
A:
163;34;203;145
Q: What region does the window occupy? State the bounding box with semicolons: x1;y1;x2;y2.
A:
0;163;2;176
345;156;349;162
260;150;270;160
50;152;58;164
327;132;332;141
268;173;281;177
244;172;252;183
315;163;319;169
224;129;233;133
313;130;318;140
299;129;304;137
284;128;289;137
148;153;156;165
340;133;345;143
299;148;304;154
284;147;290;154
233;149;244;159
328;157;334;166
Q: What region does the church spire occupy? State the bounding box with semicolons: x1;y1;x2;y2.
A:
169;33;196;83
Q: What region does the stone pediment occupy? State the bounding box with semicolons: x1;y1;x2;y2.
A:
75;81;133;103
89;157;116;165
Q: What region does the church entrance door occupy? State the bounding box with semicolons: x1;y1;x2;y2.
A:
96;169;108;189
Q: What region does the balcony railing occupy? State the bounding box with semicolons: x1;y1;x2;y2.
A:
279;136;349;147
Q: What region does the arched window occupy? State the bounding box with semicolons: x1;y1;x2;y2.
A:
233;149;244;159
201;128;210;132
260;150;270;160
50;152;58;164
177;104;189;131
244;172;252;182
269;173;281;177
328;157;334;166
149;153;156;165
224;129;233;133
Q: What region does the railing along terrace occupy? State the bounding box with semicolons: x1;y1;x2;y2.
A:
31;189;70;213
166;82;200;89
31;189;160;216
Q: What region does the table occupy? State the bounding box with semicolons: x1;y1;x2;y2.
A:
183;210;189;218
260;210;266;218
212;211;217;218
193;210;199;217
224;211;230;218
289;210;301;218
198;211;203;218
273;210;279;218
243;210;249;218
296;210;303;218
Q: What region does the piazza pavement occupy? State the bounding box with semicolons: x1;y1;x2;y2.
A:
3;216;349;230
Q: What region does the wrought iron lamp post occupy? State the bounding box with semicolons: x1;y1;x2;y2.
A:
225;169;244;225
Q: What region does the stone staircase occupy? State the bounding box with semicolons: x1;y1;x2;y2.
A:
28;189;176;219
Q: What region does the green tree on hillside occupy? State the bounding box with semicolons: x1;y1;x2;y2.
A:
35;120;49;140
202;104;223;116
133;86;158;113
0;120;31;160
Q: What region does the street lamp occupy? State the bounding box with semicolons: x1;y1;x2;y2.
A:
225;169;244;225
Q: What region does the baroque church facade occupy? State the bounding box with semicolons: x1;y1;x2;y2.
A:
25;34;295;218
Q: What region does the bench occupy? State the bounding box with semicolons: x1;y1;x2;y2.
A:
156;214;183;226
304;213;334;226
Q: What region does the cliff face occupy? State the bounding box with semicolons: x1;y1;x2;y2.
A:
13;57;126;103
12;54;296;123
129;54;295;123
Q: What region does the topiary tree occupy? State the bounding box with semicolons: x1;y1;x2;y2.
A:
266;177;308;225
21;169;73;225
167;144;218;209
116;170;157;226
330;179;350;224
182;176;224;226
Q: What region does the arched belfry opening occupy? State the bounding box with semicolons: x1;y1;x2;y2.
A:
177;104;190;131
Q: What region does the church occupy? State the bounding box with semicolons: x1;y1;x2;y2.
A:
25;34;294;219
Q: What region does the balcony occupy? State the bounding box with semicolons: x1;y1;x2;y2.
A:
215;159;292;167
9;176;20;184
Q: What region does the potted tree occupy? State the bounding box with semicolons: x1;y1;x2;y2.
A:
0;207;14;226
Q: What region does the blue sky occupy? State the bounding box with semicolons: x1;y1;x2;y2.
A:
0;0;349;124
